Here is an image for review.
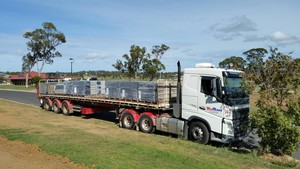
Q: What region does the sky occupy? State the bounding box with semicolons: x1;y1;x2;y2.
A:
0;0;300;73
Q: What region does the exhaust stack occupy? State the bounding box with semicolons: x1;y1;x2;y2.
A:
173;61;182;118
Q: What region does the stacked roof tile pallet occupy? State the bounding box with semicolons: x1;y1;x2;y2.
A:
103;81;177;104
64;81;101;95
39;80;177;105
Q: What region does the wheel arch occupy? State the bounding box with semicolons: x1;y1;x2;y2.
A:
187;116;211;132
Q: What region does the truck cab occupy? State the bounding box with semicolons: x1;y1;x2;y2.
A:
181;63;249;144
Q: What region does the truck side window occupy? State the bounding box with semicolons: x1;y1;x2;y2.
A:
201;77;213;95
216;78;223;99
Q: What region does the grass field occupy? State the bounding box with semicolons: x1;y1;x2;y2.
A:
0;99;295;169
0;84;36;91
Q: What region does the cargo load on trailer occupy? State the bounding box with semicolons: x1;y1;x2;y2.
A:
39;80;177;109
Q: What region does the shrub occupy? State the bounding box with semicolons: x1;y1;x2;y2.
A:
243;47;300;155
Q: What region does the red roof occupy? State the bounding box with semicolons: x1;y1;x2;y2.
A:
6;72;47;80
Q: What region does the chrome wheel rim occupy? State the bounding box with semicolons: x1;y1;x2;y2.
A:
192;127;203;140
141;118;150;131
124;116;132;127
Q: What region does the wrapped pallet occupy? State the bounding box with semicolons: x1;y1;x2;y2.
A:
54;84;65;94
119;82;138;100
105;81;120;98
39;80;60;94
89;81;101;95
103;81;176;104
137;82;157;102
64;81;74;95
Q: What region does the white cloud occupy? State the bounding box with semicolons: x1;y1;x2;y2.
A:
209;16;300;46
243;31;300;46
268;31;300;45
217;15;257;33
209;15;257;41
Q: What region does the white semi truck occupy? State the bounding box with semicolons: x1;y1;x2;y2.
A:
38;62;249;144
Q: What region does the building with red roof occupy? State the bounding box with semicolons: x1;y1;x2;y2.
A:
6;72;48;85
5;72;81;85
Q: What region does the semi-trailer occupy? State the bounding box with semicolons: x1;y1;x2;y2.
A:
38;62;249;144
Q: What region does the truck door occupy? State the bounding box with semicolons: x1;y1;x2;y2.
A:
199;76;223;118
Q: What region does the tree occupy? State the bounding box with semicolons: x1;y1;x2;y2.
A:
113;44;169;80
113;45;146;79
31;76;42;86
142;44;169;80
23;22;66;77
112;60;124;72
22;53;36;87
243;47;300;155
219;56;246;70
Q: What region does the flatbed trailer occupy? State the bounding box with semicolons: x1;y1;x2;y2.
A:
39;93;174;111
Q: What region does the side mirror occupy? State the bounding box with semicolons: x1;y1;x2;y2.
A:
212;78;222;102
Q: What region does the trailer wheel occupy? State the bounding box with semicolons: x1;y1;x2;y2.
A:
43;99;52;111
62;102;71;116
139;115;155;133
121;112;135;129
39;98;44;108
52;101;61;114
188;121;209;144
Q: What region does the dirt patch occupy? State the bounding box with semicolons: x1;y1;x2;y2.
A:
0;136;89;169
261;153;299;164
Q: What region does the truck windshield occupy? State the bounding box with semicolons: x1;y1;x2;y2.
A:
223;72;247;98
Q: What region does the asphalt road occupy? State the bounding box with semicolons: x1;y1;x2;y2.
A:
0;90;40;107
0;89;299;160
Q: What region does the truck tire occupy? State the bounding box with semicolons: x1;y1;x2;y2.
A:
188;121;209;144
52;101;61;114
62;102;71;116
43;99;52;111
139;115;155;133
121;112;135;129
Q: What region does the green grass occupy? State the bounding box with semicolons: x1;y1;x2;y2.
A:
0;127;276;169
0;100;297;169
0;84;36;91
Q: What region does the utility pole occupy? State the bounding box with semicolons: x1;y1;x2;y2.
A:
70;58;74;76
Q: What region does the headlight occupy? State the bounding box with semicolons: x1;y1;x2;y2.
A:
226;122;234;135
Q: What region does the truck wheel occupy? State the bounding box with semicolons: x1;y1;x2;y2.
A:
62;102;71;116
52;101;61;114
43;99;52;111
189;121;209;144
139;115;155;133
121;112;135;129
